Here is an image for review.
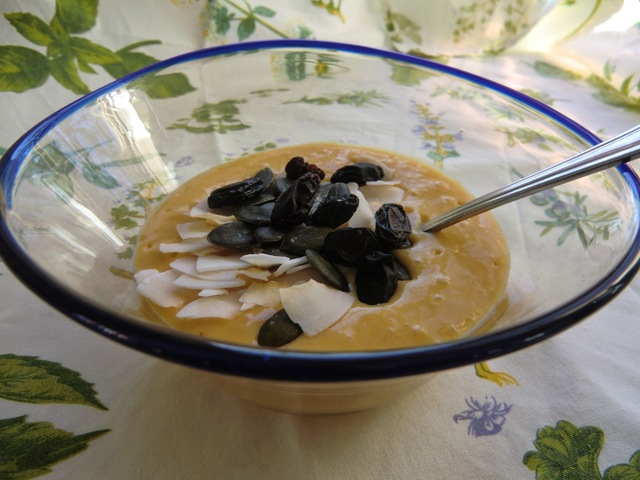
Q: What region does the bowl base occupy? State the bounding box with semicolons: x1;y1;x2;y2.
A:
211;373;435;414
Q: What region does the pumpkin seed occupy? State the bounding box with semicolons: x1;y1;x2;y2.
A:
257;309;303;347
254;167;274;191
235;203;274;225
305;249;349;292
281;225;333;255
254;224;287;244
251;246;298;258
207;221;256;249
273;176;294;195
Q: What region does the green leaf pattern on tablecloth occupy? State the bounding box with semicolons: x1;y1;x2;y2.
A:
199;0;346;41
282;89;388;107
0;355;108;479
411;101;462;169
0;354;106;409
0;0;194;97
531;189;621;248
523;420;640;480
534;60;640;113
168;99;251;134
0;416;109;480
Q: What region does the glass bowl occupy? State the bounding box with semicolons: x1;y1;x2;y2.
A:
1;40;639;414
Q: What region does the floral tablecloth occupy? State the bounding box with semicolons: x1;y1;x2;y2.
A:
1;1;640;478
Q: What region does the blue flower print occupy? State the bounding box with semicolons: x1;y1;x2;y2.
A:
453;396;512;437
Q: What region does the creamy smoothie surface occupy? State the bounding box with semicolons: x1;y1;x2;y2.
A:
135;144;510;351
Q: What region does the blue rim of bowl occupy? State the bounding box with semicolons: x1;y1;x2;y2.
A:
2;39;640;382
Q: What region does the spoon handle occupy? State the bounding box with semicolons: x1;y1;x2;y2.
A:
420;124;640;233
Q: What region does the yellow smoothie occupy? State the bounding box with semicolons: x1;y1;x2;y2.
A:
135;143;510;351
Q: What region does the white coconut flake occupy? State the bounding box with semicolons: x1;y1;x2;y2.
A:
176;296;241;319
240;253;292;268
189;200;236;224
198;289;229;297
285;263;312;275
347;186;374;228
407;210;421;231
193;246;225;256
239;282;284;309
176;220;213;239
136;269;185;308
246;307;277;324
365;180;401;186
189;199;210;217
173;275;246;290
360;184;405;208
237;268;271;281
134;268;160;284
273;256;308;277
169;257;198;276
159;238;212;253
196;255;251;272
280;279;354;336
192;269;241;281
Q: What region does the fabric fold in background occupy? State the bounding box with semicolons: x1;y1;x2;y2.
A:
197;0;637;131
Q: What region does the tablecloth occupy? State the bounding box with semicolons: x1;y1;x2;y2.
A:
1;1;639;478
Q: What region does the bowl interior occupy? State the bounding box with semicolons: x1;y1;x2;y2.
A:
2;41;639;380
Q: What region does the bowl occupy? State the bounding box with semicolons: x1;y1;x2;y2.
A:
2;40;640;414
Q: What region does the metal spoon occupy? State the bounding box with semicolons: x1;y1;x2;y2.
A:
420;124;640;232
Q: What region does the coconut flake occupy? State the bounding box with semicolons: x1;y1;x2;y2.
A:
280;279;354;336
239;282;284;309
189;200;236;224
193;246;226;256
176;296;241;319
365;180;401;186
347;184;374;228
177;220;213;239
273;256;308;277
173;274;246;290
240;253;292;268
198;289;229;297
169;257;198;276
285;263;312;275
360;184;405;208
246;307;278;324
237;268;271;281
194;269;242;281
134;268;160;284
136;269;185;308
196;255;251;272
159;238;212;253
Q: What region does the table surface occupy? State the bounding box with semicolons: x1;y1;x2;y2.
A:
1;1;639;478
